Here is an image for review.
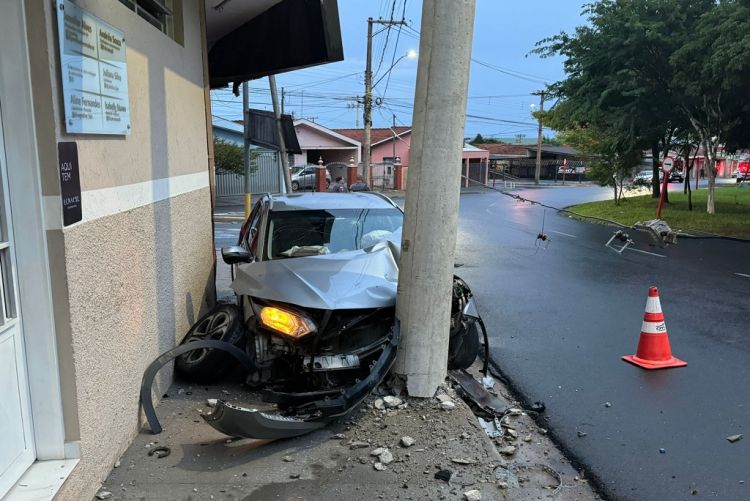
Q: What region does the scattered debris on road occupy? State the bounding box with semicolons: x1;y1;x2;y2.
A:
727;434;743;443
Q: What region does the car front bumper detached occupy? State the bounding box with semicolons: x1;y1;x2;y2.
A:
201;321;400;439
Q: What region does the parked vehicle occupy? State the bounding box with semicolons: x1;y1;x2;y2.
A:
668;170;684;183
557;166;576;176
291;164;331;191
633;169;662;186
141;193;484;440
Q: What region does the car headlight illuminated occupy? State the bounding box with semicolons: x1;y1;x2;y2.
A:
259;306;316;339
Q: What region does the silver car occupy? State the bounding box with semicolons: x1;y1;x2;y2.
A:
291;164;331;191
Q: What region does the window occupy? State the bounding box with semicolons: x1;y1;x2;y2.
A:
265;209;403;259
118;0;178;39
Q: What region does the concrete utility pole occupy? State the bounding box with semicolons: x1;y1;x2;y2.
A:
533;90;546;185
394;0;476;397
363;17;408;186
269;75;292;193
242;81;252;218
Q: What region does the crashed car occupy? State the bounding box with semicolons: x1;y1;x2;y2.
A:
141;192;484;439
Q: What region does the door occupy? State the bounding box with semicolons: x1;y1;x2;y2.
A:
0;101;35;497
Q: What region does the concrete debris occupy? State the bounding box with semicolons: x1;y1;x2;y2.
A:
577;431;588;438
282;455;295;462
523;434;533;442
95;491;112;500
463;489;482;501
506;428;518;439
434;469;453;482
206;398;218;407
400;436;416;447
349;441;370;449
436;393;452;403
604;401;612;408
289;473;301;479
460;431;470;440
659;448;666;454
494;466;520;488
440;400;456;411
451;458;476;465
331;433;346;439
371;447;394;465
727;434;743;443
113;461;120;468
374;398;385;410
497;446;517;456
374;462;386;471
383;396;402;408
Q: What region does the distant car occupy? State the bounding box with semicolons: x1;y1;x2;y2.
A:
557;166;576;175
290;164;331;191
668;170;684;183
734;168;750;183
633;169;663;186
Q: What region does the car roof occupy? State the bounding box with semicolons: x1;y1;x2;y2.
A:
267;192;401;212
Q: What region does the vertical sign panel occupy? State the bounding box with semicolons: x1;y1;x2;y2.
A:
56;0;130;135
58;142;82;226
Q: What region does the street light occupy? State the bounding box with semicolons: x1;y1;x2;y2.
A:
373;50;418;88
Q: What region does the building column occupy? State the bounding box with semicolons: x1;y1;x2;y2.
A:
394;157;404;191
347;156;358;187
315;156;327;192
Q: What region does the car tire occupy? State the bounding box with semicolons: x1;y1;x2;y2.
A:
448;318;481;370
175;304;247;383
292;181;299;191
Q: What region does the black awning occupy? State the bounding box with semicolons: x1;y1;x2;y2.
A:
208;0;343;90
247;109;302;154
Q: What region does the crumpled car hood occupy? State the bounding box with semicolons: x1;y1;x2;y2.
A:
231;239;401;310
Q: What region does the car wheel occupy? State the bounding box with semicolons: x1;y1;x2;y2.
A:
448;319;481;370
292;181;299;191
175;304;247;383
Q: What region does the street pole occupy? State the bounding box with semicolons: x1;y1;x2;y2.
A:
363;17;373;186
242;81;251;218
363;17;408;187
394;0;476;397
269;75;292;193
533;90;545;185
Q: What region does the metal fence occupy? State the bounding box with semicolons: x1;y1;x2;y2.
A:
216;150;281;196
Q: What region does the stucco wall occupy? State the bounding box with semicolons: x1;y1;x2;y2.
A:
55;189;214;499
22;1;216;499
372;136;411;165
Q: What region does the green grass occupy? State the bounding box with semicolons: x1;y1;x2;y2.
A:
569;186;750;238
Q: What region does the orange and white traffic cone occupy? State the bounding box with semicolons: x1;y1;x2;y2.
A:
622;286;687;370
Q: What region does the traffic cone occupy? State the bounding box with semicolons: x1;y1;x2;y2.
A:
622;286;687;370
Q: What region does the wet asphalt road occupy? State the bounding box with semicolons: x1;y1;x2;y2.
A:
454;185;750;501
214;185;750;500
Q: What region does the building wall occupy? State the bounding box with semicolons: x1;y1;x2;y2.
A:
372;135;411;165
23;1;215;499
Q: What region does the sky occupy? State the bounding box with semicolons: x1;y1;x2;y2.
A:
210;0;589;141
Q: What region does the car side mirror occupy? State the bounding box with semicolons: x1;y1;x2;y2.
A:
221;246;252;265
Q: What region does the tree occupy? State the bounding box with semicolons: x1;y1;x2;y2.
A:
535;0;713;198
672;0;750;213
214;138;244;175
470;133;485;144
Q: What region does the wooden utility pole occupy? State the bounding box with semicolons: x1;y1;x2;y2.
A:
394;0;476;397
532;90;546;185
363;17;407;186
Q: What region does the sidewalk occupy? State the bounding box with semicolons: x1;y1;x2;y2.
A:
96;363;600;501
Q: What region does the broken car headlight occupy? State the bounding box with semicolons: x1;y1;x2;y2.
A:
259;306;317;340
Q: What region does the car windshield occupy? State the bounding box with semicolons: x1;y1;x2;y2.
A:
265;208;404;259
